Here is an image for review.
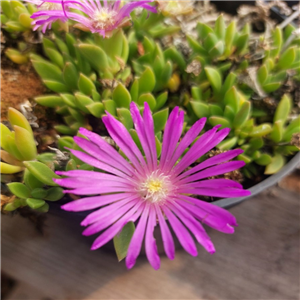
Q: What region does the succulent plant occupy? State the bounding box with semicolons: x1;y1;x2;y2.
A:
1;108;37;174
1;0;34;33
1;108;64;212
187;15;250;65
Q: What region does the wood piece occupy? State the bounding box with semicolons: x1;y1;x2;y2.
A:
2;186;299;299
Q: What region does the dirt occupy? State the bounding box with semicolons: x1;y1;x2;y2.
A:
1;65;46;121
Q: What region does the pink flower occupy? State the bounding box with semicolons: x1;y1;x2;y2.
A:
25;0;68;33
61;0;157;37
54;102;250;270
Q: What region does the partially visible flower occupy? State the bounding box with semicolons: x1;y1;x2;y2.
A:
156;0;194;17
54;102;250;270
61;0;157;37
27;0;156;36
25;0;68;33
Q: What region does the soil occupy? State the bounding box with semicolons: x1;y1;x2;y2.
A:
1;65;46;121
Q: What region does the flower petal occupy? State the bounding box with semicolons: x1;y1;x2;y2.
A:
173;126;230;176
81;194;138;226
61;193;132;212
83;199;140;236
169;117;206;166
67;148;129;178
78;128;135;176
145;206;160;270
169;201;215;254
178;161;247;184
125;202;150;269
162;206;198;256
179;149;244;179
130;102;154;170
91;201;145;250
160;108;184;172
176;198;237;234
103;113;147;174
155;204;175;260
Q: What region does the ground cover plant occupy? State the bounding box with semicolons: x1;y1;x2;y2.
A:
1;0;299;269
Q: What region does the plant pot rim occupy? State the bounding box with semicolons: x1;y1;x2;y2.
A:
214;152;300;209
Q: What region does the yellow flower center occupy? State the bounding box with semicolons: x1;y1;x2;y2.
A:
93;9;117;29
139;172;171;204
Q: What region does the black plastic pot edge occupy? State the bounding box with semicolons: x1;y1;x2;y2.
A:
214;152;300;209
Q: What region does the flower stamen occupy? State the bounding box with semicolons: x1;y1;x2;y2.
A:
139;171;171;203
93;9;117;30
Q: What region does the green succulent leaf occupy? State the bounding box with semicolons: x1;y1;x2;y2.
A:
31;188;48;199
103;100;117;115
233;101;251;129
0;123;12;151
255;153;272;166
44;187;64;201
35;202;49;213
224;21;236;55
26;198;46;209
155;91;168;111
60;93;77;109
113;221;135;262
5;48;28;64
117;108;133;130
14;125;37;161
205;67;222;93
262;82;282;93
35;95;64;107
63;62;79;91
130;79;139;103
250;124;272;137
32;59;62;82
8;107;32;134
7;182;31;198
237;154;252;164
138;93;156;111
257;65;268;85
24;168;44;190
4;202;19;211
274;94;292;124
78;44;108;71
209;116;231;129
75;93;94;113
197;22;214;40
224;86;239;113
217;136;238;150
269;120;283;143
214;14;225;39
249;137;264;151
190;101;209;118
153;108;169;134
277;46;296;70
78;73;96;96
86;102;105;118
0;162;23;174
113;83;131;109
43;80;69;93
264;154;285;174
138;67;156;94
23;161;60;186
270;27;282;58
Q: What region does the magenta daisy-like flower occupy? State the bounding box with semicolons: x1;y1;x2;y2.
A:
32;0;156;37
54;102;250;270
25;0;68;33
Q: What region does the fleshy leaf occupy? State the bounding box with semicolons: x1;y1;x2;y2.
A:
113;222;135;262
23;161;60;186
